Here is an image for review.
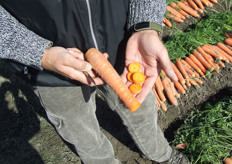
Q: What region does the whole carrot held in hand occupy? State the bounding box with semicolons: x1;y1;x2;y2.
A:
85;48;141;112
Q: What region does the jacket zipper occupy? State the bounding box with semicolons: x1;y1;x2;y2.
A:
85;0;99;50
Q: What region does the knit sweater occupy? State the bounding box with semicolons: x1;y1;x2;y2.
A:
0;0;166;70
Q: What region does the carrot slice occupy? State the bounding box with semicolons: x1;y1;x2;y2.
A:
129;83;142;94
85;48;141;112
128;62;141;73
127;72;133;82
132;72;146;84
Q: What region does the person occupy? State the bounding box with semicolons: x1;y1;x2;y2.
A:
0;1;190;163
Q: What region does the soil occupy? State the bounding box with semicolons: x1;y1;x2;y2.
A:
0;1;232;164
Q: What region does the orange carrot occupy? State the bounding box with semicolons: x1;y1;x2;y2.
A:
177;2;200;17
185;57;202;74
181;0;189;5
181;59;196;77
194;0;204;9
167;5;186;19
167;14;184;23
215;45;232;62
217;42;232;56
153;89;167;111
127;72;133;82
155;77;166;102
170;2;190;18
200;0;209;6
219;61;225;68
163;18;172;27
209;0;218;3
155;76;164;90
195;78;203;84
225;33;232;38
225;38;232;46
187;0;199;10
171;62;186;84
201;44;223;60
174;81;186;94
175;58;190;83
162;77;178;106
189;79;198;86
198;8;204;13
132;72;146;84
189;54;207;73
211;45;229;63
170;81;181;98
128;62;141;73
193;50;214;71
85;48;141;112
129;83;142;94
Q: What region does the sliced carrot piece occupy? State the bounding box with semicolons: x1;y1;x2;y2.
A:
132;72;146;84
128;62;141;73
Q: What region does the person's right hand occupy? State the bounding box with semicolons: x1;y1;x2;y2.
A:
41;46;104;86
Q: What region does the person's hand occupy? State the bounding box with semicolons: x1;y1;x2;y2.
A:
121;30;178;103
41;47;104;86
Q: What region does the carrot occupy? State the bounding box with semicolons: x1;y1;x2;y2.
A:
171;62;186;85
225;33;232;38
219;61;225;68
209;0;218;3
207;0;213;7
128;62;141;73
189;54;207;73
127;72;133;82
153;89;167;111
132;72;146;84
189;79;198;86
217;42;232;56
193;50;214;71
181;59;196;77
181;0;189;5
167;14;184;23
176;58;190;83
85;48;141;112
170;81;181;98
195;78;203;84
163;18;172;27
211;45;229;63
185;57;202;74
200;0;209;6
198;8;204;13
177;2;200;17
215;45;232;62
155;76;164;90
201;44;223;60
194;0;204;9
187;0;199;10
174;81;186;94
167;5;186;19
170;2;190;18
162;77;178;106
225;38;232;46
129;83;142;94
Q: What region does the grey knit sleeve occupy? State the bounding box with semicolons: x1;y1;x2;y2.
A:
127;0;166;30
0;5;52;70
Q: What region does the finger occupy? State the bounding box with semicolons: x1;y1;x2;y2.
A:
62;54;92;72
59;65;104;86
67;48;85;60
135;75;157;103
158;49;178;82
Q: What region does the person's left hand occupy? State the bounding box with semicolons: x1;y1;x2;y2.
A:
121;30;178;103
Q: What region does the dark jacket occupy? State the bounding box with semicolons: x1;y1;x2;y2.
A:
1;0;129;86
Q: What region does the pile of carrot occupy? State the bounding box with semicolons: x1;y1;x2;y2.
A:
153;32;232;111
163;0;218;27
127;62;146;94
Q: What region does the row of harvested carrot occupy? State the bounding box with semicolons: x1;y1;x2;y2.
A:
163;0;218;27
153;33;232;111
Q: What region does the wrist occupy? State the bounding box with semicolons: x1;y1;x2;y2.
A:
128;22;162;35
